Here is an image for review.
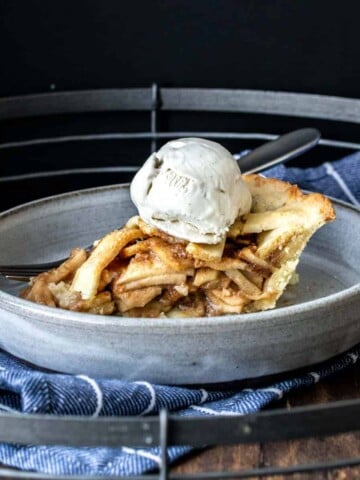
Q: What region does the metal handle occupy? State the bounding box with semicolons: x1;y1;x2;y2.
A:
240;128;321;174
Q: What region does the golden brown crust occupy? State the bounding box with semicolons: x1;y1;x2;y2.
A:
244;174;335;222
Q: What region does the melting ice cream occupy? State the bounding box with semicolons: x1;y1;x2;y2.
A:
130;138;252;244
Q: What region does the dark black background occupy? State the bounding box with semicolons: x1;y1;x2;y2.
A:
1;0;359;96
0;0;359;208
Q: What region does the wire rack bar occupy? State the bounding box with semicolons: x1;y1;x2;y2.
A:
151;83;160;153
0;132;359;153
161;88;360;123
0;88;153;119
0;398;360;448
1;87;360;124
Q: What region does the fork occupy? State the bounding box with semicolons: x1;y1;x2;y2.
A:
0;246;93;281
0;128;320;281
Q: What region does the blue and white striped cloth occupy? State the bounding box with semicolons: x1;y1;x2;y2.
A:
264;153;359;206
0;152;359;476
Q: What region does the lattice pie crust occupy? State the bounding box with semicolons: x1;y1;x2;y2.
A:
21;175;335;317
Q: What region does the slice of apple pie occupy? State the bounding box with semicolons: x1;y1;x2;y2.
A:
21;174;335;317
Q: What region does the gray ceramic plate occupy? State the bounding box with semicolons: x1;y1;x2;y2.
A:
0;184;359;385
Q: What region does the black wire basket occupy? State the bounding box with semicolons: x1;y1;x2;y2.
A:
0;85;359;479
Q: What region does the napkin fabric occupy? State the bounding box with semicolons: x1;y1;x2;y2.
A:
0;151;359;476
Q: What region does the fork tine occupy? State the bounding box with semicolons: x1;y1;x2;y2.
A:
1;271;40;277
4;275;32;282
2;266;56;271
0;243;93;279
0;260;62;277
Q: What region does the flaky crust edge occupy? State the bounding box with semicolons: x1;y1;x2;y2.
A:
243;174;336;222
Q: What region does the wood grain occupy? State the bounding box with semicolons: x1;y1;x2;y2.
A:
172;363;360;479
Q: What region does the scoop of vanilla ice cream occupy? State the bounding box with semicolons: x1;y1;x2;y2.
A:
130;138;252;244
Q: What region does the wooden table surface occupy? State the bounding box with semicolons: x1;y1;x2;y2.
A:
0;360;359;479
172;361;360;480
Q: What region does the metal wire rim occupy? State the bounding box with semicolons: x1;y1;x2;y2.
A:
0;85;360;478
